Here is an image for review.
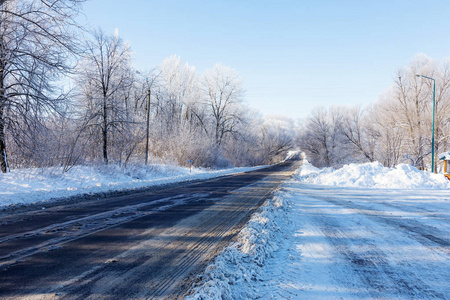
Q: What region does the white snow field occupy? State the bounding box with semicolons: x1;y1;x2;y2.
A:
188;161;450;299
0;164;263;208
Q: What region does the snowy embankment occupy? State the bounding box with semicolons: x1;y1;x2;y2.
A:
0;164;264;208
187;160;450;299
187;189;294;299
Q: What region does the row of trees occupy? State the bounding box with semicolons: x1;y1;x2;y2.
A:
73;33;295;169
0;1;295;172
299;54;450;171
74;37;295;168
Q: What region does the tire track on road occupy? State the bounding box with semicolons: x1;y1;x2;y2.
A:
298;192;448;299
0;193;210;270
299;187;450;252
148;187;275;298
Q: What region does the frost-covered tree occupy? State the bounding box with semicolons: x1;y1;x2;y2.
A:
340;106;377;162
148;56;216;166
157;55;199;134
368;100;404;167
258;115;295;164
202;64;244;147
372;54;450;169
299;107;348;167
301;55;450;170
76;29;134;165
0;0;84;172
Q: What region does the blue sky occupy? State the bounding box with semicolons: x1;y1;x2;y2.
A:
80;0;450;119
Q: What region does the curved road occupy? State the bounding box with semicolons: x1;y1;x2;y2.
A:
0;159;300;299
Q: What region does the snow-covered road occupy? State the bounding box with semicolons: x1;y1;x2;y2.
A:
189;162;450;299
265;184;450;299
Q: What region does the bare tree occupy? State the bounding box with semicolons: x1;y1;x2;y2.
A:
158;55;199;134
340;106;377;162
147;56;214;166
371;54;450;170
258;116;294;163
368;100;404;167
77;29;133;165
202;64;244;147
299;107;346;168
0;0;84;172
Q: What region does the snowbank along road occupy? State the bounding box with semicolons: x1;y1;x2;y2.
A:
0;157;301;299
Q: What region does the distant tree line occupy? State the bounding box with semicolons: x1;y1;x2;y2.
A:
0;1;295;172
8;1;445;173
299;54;450;172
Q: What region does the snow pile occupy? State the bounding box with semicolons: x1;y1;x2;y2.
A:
297;160;450;189
187;192;292;299
284;150;300;160
0;164;263;208
296;159;321;176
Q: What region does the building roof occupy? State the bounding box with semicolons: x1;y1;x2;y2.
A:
438;151;450;160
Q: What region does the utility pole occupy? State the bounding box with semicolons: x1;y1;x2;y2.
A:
431;78;436;173
145;89;151;165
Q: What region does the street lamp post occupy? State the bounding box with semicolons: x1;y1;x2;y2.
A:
416;74;436;173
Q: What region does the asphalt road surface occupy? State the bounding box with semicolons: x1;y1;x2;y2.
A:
0;158;300;299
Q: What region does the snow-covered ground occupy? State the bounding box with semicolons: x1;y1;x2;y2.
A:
188;160;450;299
0;163;264;208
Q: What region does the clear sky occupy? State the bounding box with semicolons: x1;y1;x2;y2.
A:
79;0;450;120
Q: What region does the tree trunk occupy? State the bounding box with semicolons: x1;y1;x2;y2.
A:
0;107;7;173
102;96;108;165
0;59;8;173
